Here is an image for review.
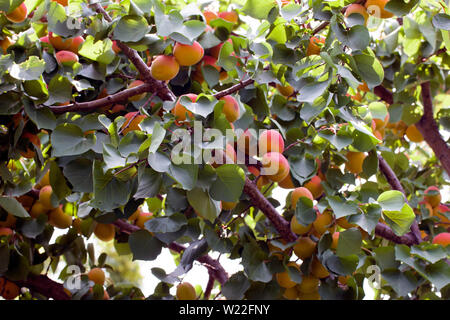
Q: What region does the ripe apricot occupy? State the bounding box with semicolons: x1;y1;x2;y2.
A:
345;151;366;174
311;256;330;279
276;84;294;97
434;204;449;226
48;32;73;50
283;287;298;300
261;152;290;182
150;55;180;81
203;11;218;25
30;201;48;219
219;95;240;123
0;37;14;53
237;129;258;156
276;262;300;289
405;124;424;143
278;174;295;189
424;186;441;208
121;112;146;135
345;4;369;25
306;36;324;56
39;185;55;210
258;129;284;155
176;282;197;300
52;0;68;5
0;227;13;237
88;268;105;286
5;3;27;23
365;0;394;19
304;175;323;199
297;275;319;294
172;94;196;124
173;41;204;66
68;36;84;54
313;211;335;236
136;212;153;229
293;237;316;260
94;223;115;242
211;144;236;167
290;215;312;235
432;233;450;247
49;206;72;229
291;187;314;209
127;80;147;102
55;50;79;66
2;280;20;300
218;11;238;24
336;217;357;229
331;232;339;249
112;41;121;54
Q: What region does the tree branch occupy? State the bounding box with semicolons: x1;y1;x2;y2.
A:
15;274;70;300
203;270;215;300
213;78;255;100
374;223;417;246
416;81;450;176
113;220;229;285
243;178;298;243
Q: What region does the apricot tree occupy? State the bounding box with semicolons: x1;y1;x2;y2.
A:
0;0;449;301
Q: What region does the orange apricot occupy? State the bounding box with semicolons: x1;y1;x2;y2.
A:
173;41;204;66
150;55;180;81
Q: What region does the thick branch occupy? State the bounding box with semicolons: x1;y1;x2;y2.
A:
203;270;215;300
374;223;417;246
243;178;297;243
378;155;422;244
15;274;70;300
373;85;394;104
113;220;229;285
416;82;450;176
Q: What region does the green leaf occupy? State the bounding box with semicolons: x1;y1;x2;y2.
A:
242;0;276;20
168;162;198;191
144;213;187;233
381;270;418;297
9;56;45;81
49;161;71;200
378;191;415;236
180;95;216;118
410;243;449;264
318;130;353;151
297;81;330;104
129;230;162;261
222;272;251;300
432;13;450;31
327;196;359;219
113;15;150;42
242;242;272;282
210;165;245;202
353;52;384;87
336;228;362;258
78;36;115;65
0;196;30;218
294;197;316;226
186;188;220;223
51;123;96;157
332;23;370;51
384;0;418;16
134;167;162;199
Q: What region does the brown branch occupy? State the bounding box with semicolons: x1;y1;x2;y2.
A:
49;83;154;114
15;274;70;300
243;178;297;243
374;223;417;246
113;220;229;285
203;270;215;300
378;155;422;244
213;78;255;100
373;85;394;104
416;82;450;176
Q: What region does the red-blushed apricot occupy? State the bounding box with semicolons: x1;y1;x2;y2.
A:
0;227;13;237
345;4;369;25
30;201;48;219
88;268;105;286
297;275;319;294
432;233;450;247
278;174;295;189
311;256;330;279
313;211;335;236
306;36;325;56
67;36;84;54
219;95;240;123
365;0;394;19
136;212;153;229
405;124;424;143
276;84;294;97
176;282;197;300
291;187;314;210
258;129;284;155
121;112;146;135
48;205;72;229
150;55;180;81
39;185;56;210
55;50;79;66
94;223;115;242
218;11;238;24
424;186;441;208
0;36;14;53
5;3;27;23
345;151;366;175
1;280;20;300
127;80;147;102
40;36;50;44
276;262;300;289
290;215;312;235
49;32;73;50
293;237;316;260
0;214;16;228
304;175;323;199
173;41;204;66
172;93;196;125
203;10;218;25
261;152;290;182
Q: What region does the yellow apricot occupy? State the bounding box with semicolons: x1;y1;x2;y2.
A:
150;55;180;81
173;41;204;66
290;215;312;235
405;124;424;143
293;237;316;260
297;275;319;294
88;268;105;286
176;282;197;300
94;223;115;242
39;185;56;210
345;151;366;175
48;206;72;229
276;262;300;289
